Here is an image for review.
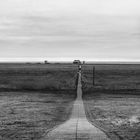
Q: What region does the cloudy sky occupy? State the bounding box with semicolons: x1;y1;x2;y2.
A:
0;0;140;62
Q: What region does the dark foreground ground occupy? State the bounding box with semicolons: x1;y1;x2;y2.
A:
82;64;140;140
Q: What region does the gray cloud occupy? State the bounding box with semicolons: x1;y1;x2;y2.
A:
0;1;140;61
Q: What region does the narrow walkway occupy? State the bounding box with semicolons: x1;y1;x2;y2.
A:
45;70;110;140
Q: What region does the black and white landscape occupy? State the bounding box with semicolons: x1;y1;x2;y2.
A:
0;0;140;140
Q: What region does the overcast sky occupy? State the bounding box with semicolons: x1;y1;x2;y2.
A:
0;0;140;61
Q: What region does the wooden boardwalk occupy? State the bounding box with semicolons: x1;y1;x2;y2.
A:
43;70;110;140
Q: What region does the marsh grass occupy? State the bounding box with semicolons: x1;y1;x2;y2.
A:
0;64;78;91
82;64;140;140
0;63;77;140
82;64;140;92
84;94;140;140
0;91;76;140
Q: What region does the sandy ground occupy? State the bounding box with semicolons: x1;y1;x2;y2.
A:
44;71;109;140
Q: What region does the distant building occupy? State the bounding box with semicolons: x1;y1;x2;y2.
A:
44;60;48;64
73;60;81;64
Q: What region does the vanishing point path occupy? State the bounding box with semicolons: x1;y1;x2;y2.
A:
45;70;110;140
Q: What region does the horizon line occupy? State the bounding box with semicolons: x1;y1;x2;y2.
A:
1;57;140;62
1;60;140;64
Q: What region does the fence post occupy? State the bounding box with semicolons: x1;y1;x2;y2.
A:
93;66;95;86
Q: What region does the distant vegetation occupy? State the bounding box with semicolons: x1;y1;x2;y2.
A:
0;63;78;91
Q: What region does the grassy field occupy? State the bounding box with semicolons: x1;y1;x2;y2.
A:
0;63;78;91
0;63;77;140
82;64;140;140
82;64;140;92
0;91;75;140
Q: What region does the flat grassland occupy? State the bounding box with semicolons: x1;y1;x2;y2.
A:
0;63;78;91
0;63;77;140
82;64;140;140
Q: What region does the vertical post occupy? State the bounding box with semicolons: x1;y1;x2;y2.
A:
78;65;81;72
93;66;95;86
76;65;79;90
